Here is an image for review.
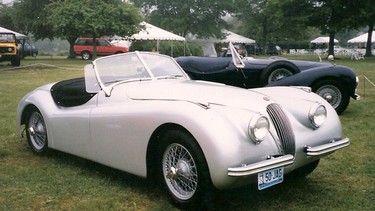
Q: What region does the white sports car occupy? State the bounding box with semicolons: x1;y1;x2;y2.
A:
16;52;349;208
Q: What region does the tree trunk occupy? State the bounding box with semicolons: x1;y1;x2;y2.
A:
67;37;77;59
365;24;373;57
328;32;335;57
93;36;97;60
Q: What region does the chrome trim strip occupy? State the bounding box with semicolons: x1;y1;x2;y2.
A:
228;155;294;177
305;137;350;156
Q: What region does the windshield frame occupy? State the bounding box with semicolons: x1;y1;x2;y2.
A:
92;51;189;96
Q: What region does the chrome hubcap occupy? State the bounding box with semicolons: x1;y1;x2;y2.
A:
28;112;47;150
268;68;293;83
163;143;198;200
316;85;342;108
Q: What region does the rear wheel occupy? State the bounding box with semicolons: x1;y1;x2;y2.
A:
267;67;294;84
312;80;349;115
81;51;91;60
260;61;300;85
25;108;48;154
11;55;21;66
157;130;212;208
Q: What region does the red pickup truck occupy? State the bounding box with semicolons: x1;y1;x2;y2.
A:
73;38;128;60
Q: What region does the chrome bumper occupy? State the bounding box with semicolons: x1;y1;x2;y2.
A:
228;138;349;177
228;155;294;177
304;137;350;156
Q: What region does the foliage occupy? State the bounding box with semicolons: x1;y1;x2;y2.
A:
0;4;15;30
132;0;236;39
45;0;142;58
235;0;317;53
11;0;54;39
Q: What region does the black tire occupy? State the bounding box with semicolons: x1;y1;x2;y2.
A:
11;55;21;66
156;130;213;208
260;61;300;85
81;51;91;60
25;108;49;154
312;80;349;115
288;159;320;179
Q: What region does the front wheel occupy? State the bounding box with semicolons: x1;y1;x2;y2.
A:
288;159;320;179
312;80;349;115
157;130;212;208
25;108;48;154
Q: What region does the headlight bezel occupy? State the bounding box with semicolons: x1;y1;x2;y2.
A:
248;114;270;144
308;103;327;129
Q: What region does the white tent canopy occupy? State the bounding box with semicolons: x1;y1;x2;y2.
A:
219;29;256;44
311;36;338;44
130;21;185;41
347;32;375;44
186;30;256;56
0;26;27;39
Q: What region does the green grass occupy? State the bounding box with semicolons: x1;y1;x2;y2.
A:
0;56;374;210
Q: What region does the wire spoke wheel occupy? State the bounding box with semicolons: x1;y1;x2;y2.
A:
268;68;293;83
316;84;342;109
27;110;48;152
163;143;198;200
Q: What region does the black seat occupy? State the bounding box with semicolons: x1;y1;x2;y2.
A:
176;57;232;73
51;77;97;107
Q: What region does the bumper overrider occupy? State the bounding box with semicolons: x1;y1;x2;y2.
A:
228;137;349;177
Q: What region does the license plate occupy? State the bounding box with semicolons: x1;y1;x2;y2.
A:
258;167;284;190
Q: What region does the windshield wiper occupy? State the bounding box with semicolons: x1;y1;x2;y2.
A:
105;77;152;85
156;75;184;80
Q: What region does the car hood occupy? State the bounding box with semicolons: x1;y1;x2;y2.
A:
125;79;274;111
246;58;333;71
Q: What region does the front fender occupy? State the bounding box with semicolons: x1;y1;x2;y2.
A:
267;65;358;98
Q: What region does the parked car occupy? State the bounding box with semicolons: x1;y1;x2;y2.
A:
20;43;38;57
17;52;350;208
0;32;21;66
73;37;128;60
176;43;360;114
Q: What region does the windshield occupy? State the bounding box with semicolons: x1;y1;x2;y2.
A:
0;33;16;42
92;52;188;95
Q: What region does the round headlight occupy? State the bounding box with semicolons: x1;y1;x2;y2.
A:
309;103;327;129
249;115;270;143
7;47;13;52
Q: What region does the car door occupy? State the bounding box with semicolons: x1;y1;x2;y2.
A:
96;39;111;56
88;89;152;177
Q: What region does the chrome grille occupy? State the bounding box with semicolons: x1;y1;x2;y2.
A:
267;103;295;155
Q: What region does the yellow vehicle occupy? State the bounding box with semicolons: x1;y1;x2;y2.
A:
0;32;21;66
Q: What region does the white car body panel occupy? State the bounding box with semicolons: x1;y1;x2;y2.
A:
16;52;349;191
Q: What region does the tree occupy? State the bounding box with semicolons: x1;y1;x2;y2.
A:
0;4;16;30
356;0;375;56
11;0;54;40
305;0;357;56
133;0;236;39
235;0;313;53
46;0;142;58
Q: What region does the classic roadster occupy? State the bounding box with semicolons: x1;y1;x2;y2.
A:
17;52;350;208
176;43;360;114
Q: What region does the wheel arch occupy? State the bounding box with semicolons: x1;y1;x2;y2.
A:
20;104;39;126
260;60;300;85
310;76;346;92
146;123;203;179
